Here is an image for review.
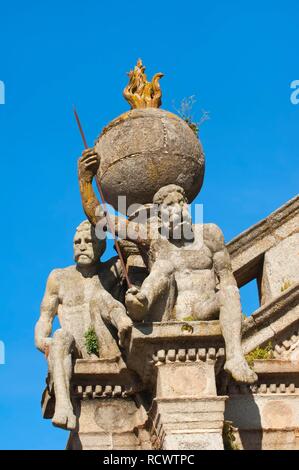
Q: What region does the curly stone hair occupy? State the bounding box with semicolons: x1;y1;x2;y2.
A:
153;184;187;205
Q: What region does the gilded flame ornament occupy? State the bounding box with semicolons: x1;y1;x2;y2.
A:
123;59;164;109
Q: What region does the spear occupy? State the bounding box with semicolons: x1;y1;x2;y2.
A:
74;107;132;288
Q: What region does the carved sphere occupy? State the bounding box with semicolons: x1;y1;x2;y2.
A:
95;108;205;212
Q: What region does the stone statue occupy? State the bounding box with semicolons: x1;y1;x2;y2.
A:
78;151;257;384
34;220;133;430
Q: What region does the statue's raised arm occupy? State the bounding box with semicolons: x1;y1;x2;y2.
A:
78;147;103;227
78;148;152;248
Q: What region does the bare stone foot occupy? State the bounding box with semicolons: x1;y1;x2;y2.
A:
52;406;76;430
117;315;133;347
224;357;258;384
125;287;149;321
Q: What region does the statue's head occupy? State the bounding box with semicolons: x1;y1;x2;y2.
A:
153;185;193;240
73;220;106;266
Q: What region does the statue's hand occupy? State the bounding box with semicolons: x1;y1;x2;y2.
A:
125;287;149;322
78;147;100;182
117;315;133;348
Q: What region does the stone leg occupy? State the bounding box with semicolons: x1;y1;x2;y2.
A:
48;328;76;430
126;260;176;322
219;286;257;383
149;352;227;450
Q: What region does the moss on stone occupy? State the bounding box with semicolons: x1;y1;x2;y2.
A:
84;327;99;356
182;315;196;322
245;341;274;367
223;421;239;450
181;323;194;334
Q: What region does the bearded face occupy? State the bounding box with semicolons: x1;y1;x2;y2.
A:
73;223;106;266
159;192;193;241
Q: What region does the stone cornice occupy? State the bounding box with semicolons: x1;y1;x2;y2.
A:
227;195;299;286
242;282;299;353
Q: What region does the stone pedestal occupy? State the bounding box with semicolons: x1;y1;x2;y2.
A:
42;357;151;450
43;321;228;450
127;321;227;450
225;358;299;450
67;397;150;450
150;397;227;450
148;347;226;450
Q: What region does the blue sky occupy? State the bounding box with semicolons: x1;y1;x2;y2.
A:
0;0;298;449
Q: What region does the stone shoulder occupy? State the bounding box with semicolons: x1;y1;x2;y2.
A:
48;265;76;281
193;223;225;253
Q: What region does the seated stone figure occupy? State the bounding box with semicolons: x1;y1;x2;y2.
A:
34;220;132;430
78;149;257;384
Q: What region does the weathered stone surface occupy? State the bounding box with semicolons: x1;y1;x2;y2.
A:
79;161;257;384
242;282;299;354
253;358;299;374
156;362;217;398
225;394;299;450
35;221;132;430
261;233;299;305
227;195;299;287
121;189;256;384
150;397;227;450
67;397;150;450
95;108;204;211
126;321;225;384
39;60;299;450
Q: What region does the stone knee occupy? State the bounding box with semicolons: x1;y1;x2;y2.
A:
153;259;174;278
52;329;75;355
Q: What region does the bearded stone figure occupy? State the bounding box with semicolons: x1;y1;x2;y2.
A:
79;151;257;385
34;221;132;429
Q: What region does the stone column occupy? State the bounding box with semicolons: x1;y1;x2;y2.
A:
148;348;227;450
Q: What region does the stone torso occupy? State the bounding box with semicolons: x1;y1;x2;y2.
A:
149;224;220;320
55;266;102;345
53;260;121;352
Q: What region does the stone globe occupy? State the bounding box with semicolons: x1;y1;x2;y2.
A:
95;107;205;212
94;59;205;213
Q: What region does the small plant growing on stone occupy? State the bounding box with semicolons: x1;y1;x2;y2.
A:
245;341;274;367
223;421;239;450
173;95;209;136
84;326;99;356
